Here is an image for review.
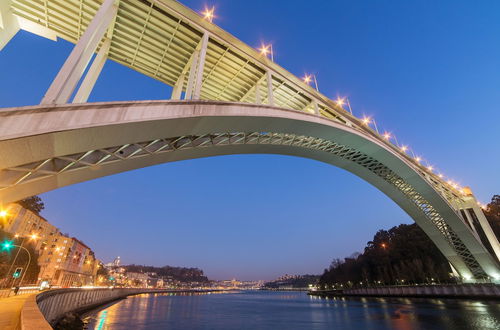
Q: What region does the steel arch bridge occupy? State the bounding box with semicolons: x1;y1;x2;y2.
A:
0;0;499;282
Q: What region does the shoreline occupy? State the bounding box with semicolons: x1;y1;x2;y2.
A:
308;283;500;300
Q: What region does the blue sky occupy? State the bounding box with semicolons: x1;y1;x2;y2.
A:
0;0;499;281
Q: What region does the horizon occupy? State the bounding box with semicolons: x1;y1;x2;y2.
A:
0;0;499;281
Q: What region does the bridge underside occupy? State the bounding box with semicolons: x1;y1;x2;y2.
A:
0;101;498;282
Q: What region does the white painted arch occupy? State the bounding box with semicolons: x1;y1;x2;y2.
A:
0;100;498;281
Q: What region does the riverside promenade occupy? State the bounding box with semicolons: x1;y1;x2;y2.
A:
0;288;223;329
0;294;35;330
309;283;500;300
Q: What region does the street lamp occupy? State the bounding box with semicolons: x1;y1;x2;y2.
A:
1;243;31;290
201;6;215;23
303;74;319;91
259;43;274;61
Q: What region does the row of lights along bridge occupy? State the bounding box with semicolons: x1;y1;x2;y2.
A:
200;5;487;209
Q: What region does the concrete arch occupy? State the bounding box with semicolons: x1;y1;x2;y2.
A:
0;100;498;281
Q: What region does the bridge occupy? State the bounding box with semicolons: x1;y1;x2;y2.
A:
0;0;499;283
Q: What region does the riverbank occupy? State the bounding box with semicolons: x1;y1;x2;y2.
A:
309;283;500;300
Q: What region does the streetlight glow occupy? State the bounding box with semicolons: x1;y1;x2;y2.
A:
201;6;215;23
0;210;7;217
30;233;39;240
258;43;273;61
335;97;345;107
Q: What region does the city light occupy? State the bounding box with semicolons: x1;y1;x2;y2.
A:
258;44;273;61
1;240;14;251
30;233;39;240
0;209;7;217
335;97;345;107
400;145;408;152
201;6;215;23
303;74;312;84
427;165;433;172
415;156;421;163
383;132;391;140
362;117;371;125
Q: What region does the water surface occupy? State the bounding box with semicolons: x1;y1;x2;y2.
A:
84;291;500;329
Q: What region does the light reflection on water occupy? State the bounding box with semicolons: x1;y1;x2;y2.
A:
84;291;500;330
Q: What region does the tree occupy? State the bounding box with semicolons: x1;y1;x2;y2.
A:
484;195;500;240
17;196;45;215
319;223;453;287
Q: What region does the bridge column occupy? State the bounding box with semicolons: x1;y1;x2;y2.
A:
192;32;209;100
40;0;118;105
184;49;199;99
313;100;319;115
255;81;262;104
267;70;274;106
72;38;111;103
0;1;19;51
171;73;185;100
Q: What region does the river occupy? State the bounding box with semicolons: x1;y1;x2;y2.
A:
83;291;500;329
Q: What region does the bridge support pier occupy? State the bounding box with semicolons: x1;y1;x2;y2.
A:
72;38;111;103
267;71;274;106
40;0;118;105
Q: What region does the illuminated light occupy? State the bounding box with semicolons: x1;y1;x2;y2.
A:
0;210;7;217
258;44;272;57
1;240;14;251
383;132;391;140
381;243;387;249
30;233;39;240
362;117;371;125
438;174;443;178
14;234;19;238
201;6;215;23
303;74;312;84
335;97;346;107
427;165;433;172
415;156;421;163
400;145;408;152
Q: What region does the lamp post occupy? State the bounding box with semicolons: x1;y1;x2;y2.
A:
1;242;31;289
12;244;31;288
3;234;38;287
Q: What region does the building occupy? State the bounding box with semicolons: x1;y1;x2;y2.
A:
2;203;59;253
3;203;99;287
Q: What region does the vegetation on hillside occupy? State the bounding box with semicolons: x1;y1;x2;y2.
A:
319;194;500;288
319;223;453;288
122;264;209;282
484;195;500;240
17;195;45;214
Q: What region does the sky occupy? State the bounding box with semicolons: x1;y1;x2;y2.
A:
0;0;499;281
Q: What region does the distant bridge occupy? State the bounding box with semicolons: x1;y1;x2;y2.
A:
0;0;498;282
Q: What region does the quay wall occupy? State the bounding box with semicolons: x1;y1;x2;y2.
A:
20;288;208;329
310;284;500;299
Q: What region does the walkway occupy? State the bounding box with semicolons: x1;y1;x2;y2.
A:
0;294;34;330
